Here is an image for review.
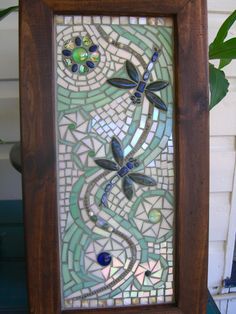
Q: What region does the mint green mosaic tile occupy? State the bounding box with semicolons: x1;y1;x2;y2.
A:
58;86;71;97
56;15;175;309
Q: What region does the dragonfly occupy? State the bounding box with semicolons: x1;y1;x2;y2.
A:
94;137;157;207
107;49;169;111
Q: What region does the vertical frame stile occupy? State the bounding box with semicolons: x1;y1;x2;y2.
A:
20;0;209;313
20;0;61;312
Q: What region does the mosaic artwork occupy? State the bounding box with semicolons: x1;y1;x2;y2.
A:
55;15;175;309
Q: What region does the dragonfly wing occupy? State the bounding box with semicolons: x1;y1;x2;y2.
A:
111;137;124;166
129;173;157;186
107;78;137;89
146;80;169;92
94;158;119;171
122;176;134;200
145;90;167;111
126;60;140;83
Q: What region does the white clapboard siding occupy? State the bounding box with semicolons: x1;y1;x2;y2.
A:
209;192;231;242
0;0;20;200
208;0;236;14
210;150;236;192
0;29;18;80
208;241;226;294
0;81;20;141
215;299;236;314
208;0;236;306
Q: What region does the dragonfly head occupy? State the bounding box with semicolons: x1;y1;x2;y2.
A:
128;157;140;168
130;93;142;105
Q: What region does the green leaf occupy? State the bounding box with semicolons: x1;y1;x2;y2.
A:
0;6;18;21
209;38;236;59
219;58;232;69
211;10;236;48
209;63;229;110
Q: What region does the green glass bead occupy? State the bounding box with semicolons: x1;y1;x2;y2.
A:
64;40;75;50
90;215;98;222
88;150;96;157
83;36;92;46
90;52;100;62
79;65;89;74
63;58;72;67
148;209;162;223
68;123;76;130
72;47;88;63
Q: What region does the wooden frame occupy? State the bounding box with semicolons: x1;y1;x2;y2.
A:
20;0;209;313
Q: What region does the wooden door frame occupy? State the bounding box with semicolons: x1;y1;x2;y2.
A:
20;0;209;313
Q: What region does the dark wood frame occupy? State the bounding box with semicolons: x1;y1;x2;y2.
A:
20;0;209;313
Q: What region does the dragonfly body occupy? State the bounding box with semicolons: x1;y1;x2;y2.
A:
107;49;169;111
131;51;159;104
95;137;156;208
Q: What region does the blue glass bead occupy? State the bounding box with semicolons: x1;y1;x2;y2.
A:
126;161;134;169
89;45;98;52
137;81;146;92
147;63;153;71
143;71;149;81
118;166;129;177
96;217;109;229
75;36;82;46
97;252;112;266
71;64;78;72
152;51;159;62
134;92;141;98
62;49;72;57
86;61;95;68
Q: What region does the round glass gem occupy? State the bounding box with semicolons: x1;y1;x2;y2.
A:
145;270;152;277
79;65;88;74
148;209;162;223
97;252;112;266
64;40;75;50
90;51;100;62
72;47;88;63
86;60;95;68
88;150;96;157
75;36;82;47
83;36;92;46
71;64;78;73
62;49;72;57
68;123;77;130
63;58;72;67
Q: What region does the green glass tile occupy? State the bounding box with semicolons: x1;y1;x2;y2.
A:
58;101;69;111
62;264;71;283
69;230;83;251
58;94;71;105
71;271;82;284
64;280;75;291
62;243;69;262
58;86;70;97
87;93;107;104
70;91;88;99
71;98;86;105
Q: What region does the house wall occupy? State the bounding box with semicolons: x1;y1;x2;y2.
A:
208;1;236;299
0;0;236;309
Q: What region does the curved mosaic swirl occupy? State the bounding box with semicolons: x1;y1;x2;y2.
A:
56;15;174;309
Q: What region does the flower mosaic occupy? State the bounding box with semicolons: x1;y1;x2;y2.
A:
62;35;100;74
55;15;175;309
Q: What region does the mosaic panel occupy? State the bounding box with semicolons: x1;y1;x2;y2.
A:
55;15;175;309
